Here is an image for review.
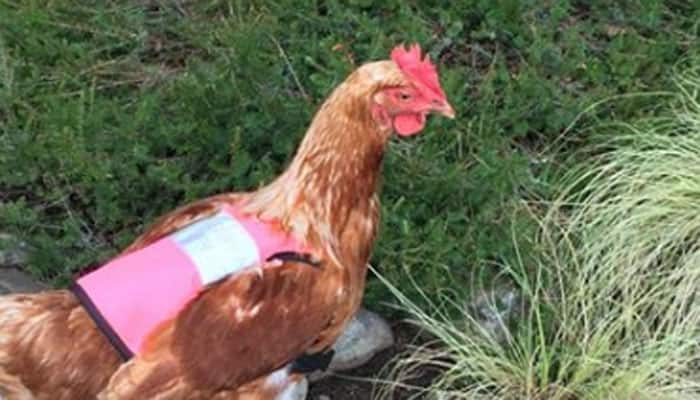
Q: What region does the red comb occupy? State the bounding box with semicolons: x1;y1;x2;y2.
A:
390;43;446;101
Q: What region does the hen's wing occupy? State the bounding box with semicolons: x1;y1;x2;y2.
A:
99;258;338;399
123;193;241;254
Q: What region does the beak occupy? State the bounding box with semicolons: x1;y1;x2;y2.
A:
435;102;456;119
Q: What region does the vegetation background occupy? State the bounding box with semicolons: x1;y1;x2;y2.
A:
1;0;699;310
5;1;700;399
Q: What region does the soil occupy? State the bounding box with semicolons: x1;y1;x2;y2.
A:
308;321;440;400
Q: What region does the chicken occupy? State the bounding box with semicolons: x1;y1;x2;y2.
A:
0;43;454;400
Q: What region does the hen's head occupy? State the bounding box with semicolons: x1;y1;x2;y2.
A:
356;44;454;136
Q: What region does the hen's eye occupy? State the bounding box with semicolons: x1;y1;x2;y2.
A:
399;92;412;101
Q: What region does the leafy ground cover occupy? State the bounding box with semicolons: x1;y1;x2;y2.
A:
1;1;699;310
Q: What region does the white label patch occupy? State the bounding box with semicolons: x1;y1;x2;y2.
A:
172;211;260;285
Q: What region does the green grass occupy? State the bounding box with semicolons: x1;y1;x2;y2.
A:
1;1;700;310
381;68;700;399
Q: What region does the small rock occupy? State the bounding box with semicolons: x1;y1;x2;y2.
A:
467;285;525;343
309;308;394;382
0;268;45;295
0;233;29;268
318;395;331;400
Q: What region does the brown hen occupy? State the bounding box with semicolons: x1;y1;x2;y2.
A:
0;44;454;400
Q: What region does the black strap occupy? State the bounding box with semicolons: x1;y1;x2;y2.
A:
266;251;321;268
70;283;134;361
290;349;335;374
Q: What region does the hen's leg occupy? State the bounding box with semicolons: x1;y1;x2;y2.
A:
212;367;308;400
259;368;307;400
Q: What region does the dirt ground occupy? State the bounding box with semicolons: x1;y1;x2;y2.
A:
308;321;439;400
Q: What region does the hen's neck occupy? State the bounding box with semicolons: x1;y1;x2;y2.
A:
244;83;391;250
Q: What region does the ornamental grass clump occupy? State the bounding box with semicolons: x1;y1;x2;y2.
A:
381;67;700;400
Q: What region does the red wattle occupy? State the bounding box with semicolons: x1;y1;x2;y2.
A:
393;113;426;136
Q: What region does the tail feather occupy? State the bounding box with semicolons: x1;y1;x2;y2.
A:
0;291;120;399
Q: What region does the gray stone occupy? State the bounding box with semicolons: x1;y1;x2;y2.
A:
466;285;525;343
309;308;394;382
0;268;45;295
0;233;29;268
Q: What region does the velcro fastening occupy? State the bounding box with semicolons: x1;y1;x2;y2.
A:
290;349;335;374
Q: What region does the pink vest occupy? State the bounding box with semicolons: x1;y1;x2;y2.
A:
72;204;310;360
